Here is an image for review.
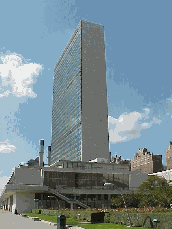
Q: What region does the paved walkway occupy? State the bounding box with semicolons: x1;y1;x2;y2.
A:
0;210;84;229
0;210;57;229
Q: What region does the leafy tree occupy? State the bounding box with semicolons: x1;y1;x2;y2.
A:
138;176;172;208
111;194;123;208
111;192;141;208
111;176;172;208
138;176;168;192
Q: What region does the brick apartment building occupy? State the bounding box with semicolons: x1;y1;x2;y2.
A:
166;141;172;170
131;148;163;174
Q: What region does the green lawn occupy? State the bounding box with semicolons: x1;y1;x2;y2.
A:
22;213;85;224
22;212;149;229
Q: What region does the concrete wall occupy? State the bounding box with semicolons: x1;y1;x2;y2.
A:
7;197;10;211
15;167;42;185
129;170;148;191
15;192;35;213
7;195;13;212
12;194;16;214
81;20;109;162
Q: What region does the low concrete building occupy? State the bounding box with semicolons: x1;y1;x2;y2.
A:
0;166;47;213
111;155;131;166
148;169;172;186
131;148;163;174
0;159;148;213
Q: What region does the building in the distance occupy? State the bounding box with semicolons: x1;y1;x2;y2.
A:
111;155;131;166
26;157;39;166
51;20;109;164
131;148;163;174
148;169;172;186
166;141;172;170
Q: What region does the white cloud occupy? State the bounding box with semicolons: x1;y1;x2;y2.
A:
0;90;10;98
167;98;172;102
141;108;150;119
0;176;9;190
0;52;43;98
0;176;9;196
108;108;162;144
0;139;16;153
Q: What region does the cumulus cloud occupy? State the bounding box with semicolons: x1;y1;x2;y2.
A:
0;175;9;190
0;139;16;153
0;52;43;98
108;108;162;144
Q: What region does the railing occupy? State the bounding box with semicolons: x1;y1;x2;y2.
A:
55;185;129;191
74;200;90;208
49;189;71;202
48;187;90;208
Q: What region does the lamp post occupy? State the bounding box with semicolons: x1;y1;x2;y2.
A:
48;195;60;209
104;183;132;227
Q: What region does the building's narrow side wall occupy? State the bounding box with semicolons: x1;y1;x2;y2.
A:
81;21;109;162
166;142;172;170
129;171;148;191
15;167;42;185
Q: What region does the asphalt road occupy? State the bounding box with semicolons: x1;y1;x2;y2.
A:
0;210;57;229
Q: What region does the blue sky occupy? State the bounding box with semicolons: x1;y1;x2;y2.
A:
0;0;172;194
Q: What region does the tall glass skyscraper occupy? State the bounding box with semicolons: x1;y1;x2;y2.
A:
51;20;109;164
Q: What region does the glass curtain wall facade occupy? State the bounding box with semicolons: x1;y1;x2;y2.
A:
51;20;109;164
51;22;82;163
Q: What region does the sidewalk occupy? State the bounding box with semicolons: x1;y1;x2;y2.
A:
0;210;57;229
0;210;84;229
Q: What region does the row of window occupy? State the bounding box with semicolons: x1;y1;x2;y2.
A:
52;31;82;163
51;126;82;162
53;35;81;97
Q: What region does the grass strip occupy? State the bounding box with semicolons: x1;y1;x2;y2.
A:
22;212;149;228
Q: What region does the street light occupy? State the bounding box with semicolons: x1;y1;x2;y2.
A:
104;183;132;227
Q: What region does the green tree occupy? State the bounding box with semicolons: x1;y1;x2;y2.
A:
111;192;141;208
111;176;172;208
138;176;172;208
138;176;168;192
111;194;123;208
